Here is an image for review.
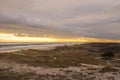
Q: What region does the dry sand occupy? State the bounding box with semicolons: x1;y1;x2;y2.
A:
0;60;120;80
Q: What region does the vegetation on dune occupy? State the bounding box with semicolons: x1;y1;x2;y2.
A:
101;51;115;60
0;43;120;80
99;66;119;73
0;43;120;68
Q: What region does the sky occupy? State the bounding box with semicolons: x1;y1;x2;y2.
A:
0;0;120;42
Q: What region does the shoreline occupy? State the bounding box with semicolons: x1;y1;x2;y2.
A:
0;42;83;53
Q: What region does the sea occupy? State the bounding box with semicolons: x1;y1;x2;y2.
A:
0;42;83;52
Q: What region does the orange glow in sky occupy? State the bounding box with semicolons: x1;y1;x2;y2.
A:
0;33;120;42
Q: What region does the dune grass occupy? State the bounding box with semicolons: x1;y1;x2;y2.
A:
0;43;120;80
0;43;120;68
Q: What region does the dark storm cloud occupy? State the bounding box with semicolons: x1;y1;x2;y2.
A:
0;0;120;39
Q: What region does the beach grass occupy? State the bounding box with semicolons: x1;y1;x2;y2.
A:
0;43;120;68
0;43;120;80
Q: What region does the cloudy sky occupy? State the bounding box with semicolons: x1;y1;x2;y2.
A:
0;0;120;42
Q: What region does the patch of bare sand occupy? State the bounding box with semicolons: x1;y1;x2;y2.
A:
0;60;120;80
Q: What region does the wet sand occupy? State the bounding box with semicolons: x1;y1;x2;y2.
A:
0;42;82;52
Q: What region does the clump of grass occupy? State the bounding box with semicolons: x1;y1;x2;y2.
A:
0;68;36;80
99;66;119;73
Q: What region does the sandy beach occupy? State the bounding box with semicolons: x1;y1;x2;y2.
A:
0;43;120;80
0;42;82;52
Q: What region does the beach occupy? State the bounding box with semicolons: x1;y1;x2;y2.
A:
0;43;120;80
0;42;82;52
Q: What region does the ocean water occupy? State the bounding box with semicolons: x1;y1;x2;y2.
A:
0;42;83;52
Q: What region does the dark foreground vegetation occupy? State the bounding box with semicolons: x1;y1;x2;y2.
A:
0;43;120;80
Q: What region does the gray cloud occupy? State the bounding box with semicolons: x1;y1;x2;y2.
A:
0;0;120;39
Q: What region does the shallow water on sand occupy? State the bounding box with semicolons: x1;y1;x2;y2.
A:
0;42;83;52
